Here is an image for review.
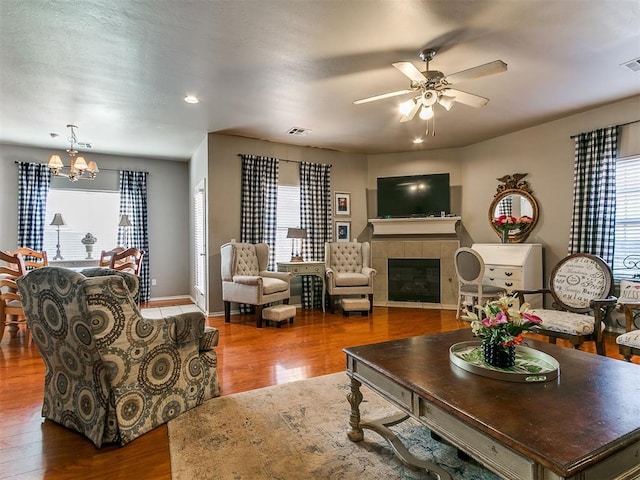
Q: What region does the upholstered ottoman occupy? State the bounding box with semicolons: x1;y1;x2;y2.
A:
341;298;370;316
262;304;296;327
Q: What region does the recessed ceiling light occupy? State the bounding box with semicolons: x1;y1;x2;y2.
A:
413;138;424;144
184;95;199;104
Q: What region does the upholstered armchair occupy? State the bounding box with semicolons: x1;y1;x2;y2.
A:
220;242;291;327
325;242;376;313
17;267;220;447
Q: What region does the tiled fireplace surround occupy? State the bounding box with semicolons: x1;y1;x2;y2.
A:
371;239;460;310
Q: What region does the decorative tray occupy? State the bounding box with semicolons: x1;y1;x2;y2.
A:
449;341;560;383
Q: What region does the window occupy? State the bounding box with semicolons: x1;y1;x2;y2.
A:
275;185;301;263
44;189;120;261
613;155;640;280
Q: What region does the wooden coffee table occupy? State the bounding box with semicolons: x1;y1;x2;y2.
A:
344;330;640;480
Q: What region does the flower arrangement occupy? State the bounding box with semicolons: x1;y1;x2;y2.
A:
466;296;542;348
493;215;533;232
493;215;533;243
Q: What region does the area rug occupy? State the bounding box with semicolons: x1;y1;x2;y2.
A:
168;373;499;480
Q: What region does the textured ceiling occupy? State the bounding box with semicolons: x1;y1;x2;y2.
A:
0;0;639;161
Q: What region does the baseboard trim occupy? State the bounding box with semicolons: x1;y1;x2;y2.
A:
148;294;192;303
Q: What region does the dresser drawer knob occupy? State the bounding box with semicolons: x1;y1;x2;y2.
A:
505;282;513;287
505;272;513;277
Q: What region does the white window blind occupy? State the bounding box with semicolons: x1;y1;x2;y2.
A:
194;185;206;295
613;155;640;280
44;189;120;261
275;185;301;263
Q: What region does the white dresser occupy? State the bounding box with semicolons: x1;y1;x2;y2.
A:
471;243;544;307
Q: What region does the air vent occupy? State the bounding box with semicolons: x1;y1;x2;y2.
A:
286;127;311;136
622;57;640;72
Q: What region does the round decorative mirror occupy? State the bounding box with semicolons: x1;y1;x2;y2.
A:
488;173;539;243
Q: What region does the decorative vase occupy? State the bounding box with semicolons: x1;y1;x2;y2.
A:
501;229;510;244
482;342;516;368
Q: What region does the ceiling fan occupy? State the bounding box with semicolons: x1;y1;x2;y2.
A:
354;48;507;128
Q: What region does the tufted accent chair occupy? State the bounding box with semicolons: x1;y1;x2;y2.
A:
325;242;376;313
17;267;219;447
220;242;291;327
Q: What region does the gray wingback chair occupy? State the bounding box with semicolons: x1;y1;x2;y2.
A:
220;242;291;327
17;267;220;447
325;242;376;313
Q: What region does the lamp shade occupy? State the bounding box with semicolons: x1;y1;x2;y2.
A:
47;154;64;169
287;227;307;239
118;214;133;227
50;213;66;226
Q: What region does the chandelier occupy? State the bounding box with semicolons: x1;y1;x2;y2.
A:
47;124;98;181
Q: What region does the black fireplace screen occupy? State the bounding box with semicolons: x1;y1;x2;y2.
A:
388;258;440;303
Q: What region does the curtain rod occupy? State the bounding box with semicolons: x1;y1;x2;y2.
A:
570;119;640;139
236;154;333;166
237;154;301;164
13;161;149;174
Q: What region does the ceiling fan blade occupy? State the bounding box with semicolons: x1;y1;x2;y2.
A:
392;62;425;83
353;89;413;104
444;60;507;84
443;88;489;108
400;100;420;123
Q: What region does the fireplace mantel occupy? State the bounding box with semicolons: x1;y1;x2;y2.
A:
369;217;461;236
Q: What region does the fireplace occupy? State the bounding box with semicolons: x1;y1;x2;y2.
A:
388;258;440;303
371;239;459;309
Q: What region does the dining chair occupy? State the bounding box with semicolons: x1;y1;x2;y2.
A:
12;247;48;270
99;247;125;267
454;247;505;319
109;247;144;276
516;253;616;356
0;250;26;342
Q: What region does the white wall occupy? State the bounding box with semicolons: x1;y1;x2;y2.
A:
0;144;191;298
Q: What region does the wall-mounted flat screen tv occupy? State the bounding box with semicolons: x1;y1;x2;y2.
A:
377;173;450;218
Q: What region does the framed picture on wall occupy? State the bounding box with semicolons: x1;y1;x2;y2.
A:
335;192;351;216
335;221;351;242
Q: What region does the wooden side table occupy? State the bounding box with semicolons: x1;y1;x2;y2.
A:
277;261;326;312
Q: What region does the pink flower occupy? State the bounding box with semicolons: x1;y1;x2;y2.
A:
522;312;542;324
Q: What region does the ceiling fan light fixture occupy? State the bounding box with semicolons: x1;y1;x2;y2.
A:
421;90;438;107
438;95;455;111
419;105;434;120
399;99;415;115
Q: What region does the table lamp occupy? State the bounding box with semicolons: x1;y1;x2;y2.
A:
287;227;307;262
50;213;66;260
118;214;133;248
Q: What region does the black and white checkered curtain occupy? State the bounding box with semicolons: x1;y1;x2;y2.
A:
569;126;618;263
118;171;150;303
300;161;332;308
497;196;512;216
239;154;279;269
17;162;51;251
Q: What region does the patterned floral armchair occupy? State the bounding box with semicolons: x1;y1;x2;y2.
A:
17;267;219;447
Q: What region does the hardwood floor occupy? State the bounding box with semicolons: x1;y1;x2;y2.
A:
0;305;635;480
